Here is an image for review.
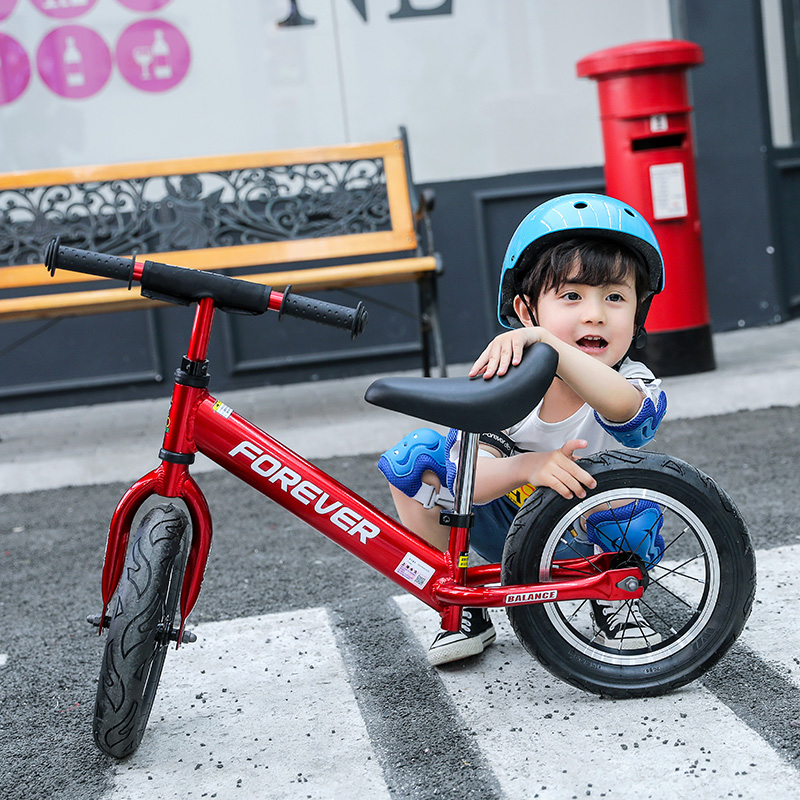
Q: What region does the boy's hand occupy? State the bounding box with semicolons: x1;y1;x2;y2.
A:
469;328;543;379
521;439;596;500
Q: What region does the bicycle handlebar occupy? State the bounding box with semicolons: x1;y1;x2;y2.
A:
43;238;368;338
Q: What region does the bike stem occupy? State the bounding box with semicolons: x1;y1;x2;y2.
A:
158;297;216;494
187;296;216;361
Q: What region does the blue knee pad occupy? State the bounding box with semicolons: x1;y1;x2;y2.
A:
586;499;665;567
377;428;447;498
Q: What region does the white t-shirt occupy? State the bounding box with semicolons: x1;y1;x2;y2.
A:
446;358;663;499
505;358;661;454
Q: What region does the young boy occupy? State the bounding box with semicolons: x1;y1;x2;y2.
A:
378;193;668;666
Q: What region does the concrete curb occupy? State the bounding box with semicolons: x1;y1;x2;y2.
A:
2;318;798;495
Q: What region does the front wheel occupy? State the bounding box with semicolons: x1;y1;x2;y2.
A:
502;450;756;698
93;503;189;758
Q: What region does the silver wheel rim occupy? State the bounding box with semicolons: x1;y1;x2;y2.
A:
538;488;721;667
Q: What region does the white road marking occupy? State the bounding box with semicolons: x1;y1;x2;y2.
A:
394;545;800;800
107;608;390;800
0;654;7;667
740;544;800;687
101;546;800;799
653;543;800;688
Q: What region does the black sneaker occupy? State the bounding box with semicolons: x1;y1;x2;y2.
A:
427;608;496;666
590;598;662;650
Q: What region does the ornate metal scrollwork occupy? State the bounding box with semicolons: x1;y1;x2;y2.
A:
0;156;390;267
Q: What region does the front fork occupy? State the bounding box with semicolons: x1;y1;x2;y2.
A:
98;461;212;646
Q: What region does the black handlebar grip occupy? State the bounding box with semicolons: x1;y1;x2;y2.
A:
44;237;135;283
140;260;271;315
279;288;368;339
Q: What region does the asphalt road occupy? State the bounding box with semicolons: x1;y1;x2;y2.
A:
1;406;799;800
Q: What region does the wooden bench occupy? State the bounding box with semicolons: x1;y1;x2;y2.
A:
0;129;445;376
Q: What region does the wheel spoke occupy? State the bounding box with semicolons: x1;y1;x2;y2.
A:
645;572;701;612
658;523;692;559
649;553;707;586
553;525;602;574
555;502;708;645
636;592;687;637
585;498;666;558
558;598;591;625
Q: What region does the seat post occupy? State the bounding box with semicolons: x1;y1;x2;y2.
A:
440;430;479;630
452;430;479;522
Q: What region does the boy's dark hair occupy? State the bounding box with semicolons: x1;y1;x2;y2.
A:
516;237;649;313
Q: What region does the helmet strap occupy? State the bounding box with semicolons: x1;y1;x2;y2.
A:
633;293;656;349
511;269;538;326
522;296;538;327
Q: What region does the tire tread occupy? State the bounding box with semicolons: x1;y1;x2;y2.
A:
93;503;188;758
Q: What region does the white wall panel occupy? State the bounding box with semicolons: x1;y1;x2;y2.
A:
0;0;671;181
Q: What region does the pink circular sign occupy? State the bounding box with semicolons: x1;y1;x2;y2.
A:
31;0;99;20
116;19;189;92
37;26;112;99
116;0;172;10
0;0;18;22
0;33;31;105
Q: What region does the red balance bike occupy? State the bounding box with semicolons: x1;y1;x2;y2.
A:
43;241;756;759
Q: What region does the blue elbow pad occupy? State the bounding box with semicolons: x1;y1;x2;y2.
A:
377;428;447;498
594;390;667;448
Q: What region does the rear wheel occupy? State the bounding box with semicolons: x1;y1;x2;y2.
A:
93;503;189;758
502;450;756;697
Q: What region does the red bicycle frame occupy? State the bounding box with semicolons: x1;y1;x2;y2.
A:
99;297;644;641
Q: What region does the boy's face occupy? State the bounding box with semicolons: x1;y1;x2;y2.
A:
514;269;638;367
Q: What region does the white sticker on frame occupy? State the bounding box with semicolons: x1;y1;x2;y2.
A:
395;552;436;589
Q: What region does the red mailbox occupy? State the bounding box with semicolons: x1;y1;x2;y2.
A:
577;40;714;376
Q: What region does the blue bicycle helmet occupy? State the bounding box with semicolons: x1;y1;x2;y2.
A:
497;193;665;329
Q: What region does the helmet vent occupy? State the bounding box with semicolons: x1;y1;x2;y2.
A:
573;201;588;209
624;208;636;217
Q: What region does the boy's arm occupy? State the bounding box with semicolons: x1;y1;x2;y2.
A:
473;438;596;503
539;330;644;422
471;328;643;423
593;376;667;447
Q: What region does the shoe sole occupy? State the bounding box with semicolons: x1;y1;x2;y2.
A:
427;628;497;667
596;631;662;650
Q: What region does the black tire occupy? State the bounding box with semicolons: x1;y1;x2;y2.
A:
502;450;756;698
93;503;189;758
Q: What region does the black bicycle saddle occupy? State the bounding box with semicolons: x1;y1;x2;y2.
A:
364;342;558;432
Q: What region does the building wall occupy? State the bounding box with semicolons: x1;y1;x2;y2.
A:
0;0;671;180
7;1;789;412
682;0;787;330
